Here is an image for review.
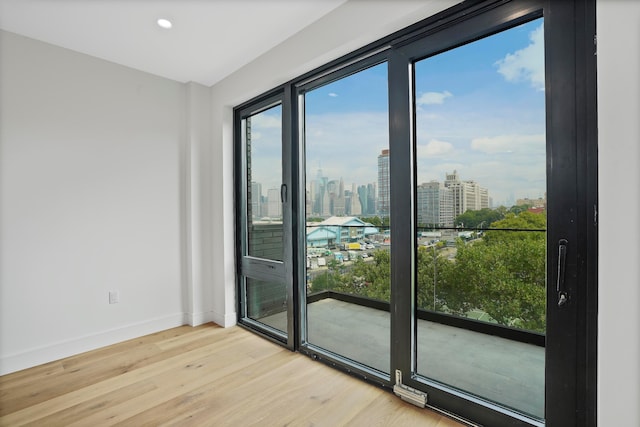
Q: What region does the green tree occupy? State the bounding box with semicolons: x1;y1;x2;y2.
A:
483;211;546;244
454;208;504;229
441;211;547;332
445;239;545;331
345;250;391;302
310;210;547;332
416;246;452;311
508;204;533;215
310;259;344;292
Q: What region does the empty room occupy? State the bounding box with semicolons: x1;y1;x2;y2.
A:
1;0;638;426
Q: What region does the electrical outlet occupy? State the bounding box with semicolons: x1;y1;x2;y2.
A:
109;290;120;304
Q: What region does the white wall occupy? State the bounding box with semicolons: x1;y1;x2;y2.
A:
183;82;216;325
597;1;640;425
0;31;187;374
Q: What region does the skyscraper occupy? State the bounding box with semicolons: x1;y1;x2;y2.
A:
367;183;376;215
250;181;262;219
377;149;390;217
349;183;362;215
267;187;282;218
358;185;368;214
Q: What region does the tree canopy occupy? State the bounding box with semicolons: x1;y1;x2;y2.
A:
454;208;504;229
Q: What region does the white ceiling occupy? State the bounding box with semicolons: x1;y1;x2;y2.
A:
0;0;348;86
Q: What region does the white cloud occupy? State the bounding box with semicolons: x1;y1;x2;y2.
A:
495;24;545;91
471;134;544;154
421;113;441;121
416;91;452;106
301;111;390;186
250;112;281;128
328;92;338;97
417;139;454;157
416;162;464;185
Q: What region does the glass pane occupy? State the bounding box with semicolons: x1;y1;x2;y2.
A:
304;63;391;373
245;104;284;261
246;278;287;333
414;18;546;419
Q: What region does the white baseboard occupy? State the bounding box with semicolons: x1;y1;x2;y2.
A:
211;309;237;328
0;313;185;376
184;310;216;326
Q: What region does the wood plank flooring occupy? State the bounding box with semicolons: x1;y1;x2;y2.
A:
0;324;463;426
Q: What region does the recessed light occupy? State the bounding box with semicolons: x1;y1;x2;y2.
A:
157;18;172;29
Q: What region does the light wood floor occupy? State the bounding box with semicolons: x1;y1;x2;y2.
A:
0;324;463;427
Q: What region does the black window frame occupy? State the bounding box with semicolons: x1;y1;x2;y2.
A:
233;0;597;425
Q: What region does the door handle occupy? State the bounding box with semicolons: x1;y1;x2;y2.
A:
280;183;287;203
556;239;568;307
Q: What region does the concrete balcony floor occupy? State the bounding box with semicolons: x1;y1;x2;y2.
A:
260;297;544;420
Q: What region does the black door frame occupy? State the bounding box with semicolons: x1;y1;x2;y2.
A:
234;0;597;425
388;1;597;425
234;90;296;350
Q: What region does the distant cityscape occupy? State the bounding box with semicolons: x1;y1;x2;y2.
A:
250;149;510;227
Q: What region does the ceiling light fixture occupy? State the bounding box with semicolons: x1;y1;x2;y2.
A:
157;18;172;29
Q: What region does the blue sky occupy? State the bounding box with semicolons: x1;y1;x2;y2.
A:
252;17;545;207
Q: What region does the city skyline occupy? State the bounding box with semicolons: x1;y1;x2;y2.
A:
249;18;546;207
252;166;494;222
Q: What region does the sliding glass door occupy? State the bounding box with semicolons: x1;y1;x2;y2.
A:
407;14;547;423
300;60;391;375
235;0;596;425
387;2;592;425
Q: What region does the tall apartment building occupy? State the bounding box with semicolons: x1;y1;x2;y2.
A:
367;183;376;215
349;183;362;216
330;178;346;216
444;170;489;218
416;181;454;227
377;149;390;217
250;181;262;219
357;185;368;215
267;187;282;218
305;189;312;216
309;169;330;217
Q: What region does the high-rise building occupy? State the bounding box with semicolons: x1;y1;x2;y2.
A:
308;179;318;216
267;187;282;218
305;189;312;216
250;182;262;219
321;188;330;217
377;149;390;217
416;181;454;227
444;170;489;218
310;168;330;217
326;179;345;216
357;185;368;215
367;183;376;215
349;183;362;215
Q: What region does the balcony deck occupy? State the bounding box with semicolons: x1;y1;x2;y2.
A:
262;297;544;419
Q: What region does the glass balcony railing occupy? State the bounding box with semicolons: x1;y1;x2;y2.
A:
306;225;546;337
304;218;546;419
